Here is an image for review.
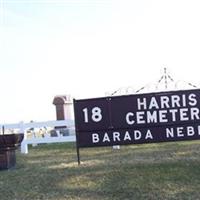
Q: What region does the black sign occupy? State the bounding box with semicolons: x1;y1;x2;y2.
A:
73;89;200;148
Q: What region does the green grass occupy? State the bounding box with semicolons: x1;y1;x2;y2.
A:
1;141;200;200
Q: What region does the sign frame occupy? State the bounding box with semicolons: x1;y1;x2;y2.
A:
73;89;200;164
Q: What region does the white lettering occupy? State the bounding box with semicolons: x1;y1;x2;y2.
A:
145;130;153;139
136;112;145;124
189;93;197;106
92;133;99;143
126;112;135;125
169;109;178;121
134;130;142;140
159;110;168;122
191;107;200;120
149;97;159;109
103;133;110;142
182;94;186;107
160;96;170;109
124;131;131;141
147;111;157;123
180;108;189;121
171;95;181;107
187;126;195;136
137;98;147;110
166;128;174;138
177;127;184;137
113;132;120;142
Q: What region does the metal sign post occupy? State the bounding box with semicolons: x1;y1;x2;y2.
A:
73;99;81;165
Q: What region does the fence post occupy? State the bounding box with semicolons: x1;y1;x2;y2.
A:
20;121;28;154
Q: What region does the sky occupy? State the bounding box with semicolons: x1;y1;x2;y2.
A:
1;0;200;123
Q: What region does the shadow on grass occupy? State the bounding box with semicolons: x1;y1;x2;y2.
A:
1;141;200;200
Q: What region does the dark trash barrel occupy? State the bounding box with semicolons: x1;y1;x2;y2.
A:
0;148;16;170
0;134;24;170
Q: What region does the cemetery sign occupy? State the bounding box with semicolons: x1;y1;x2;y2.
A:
74;89;200;149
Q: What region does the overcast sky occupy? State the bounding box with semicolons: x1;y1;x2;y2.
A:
1;0;200;123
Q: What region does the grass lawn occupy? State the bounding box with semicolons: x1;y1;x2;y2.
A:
1;141;200;200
